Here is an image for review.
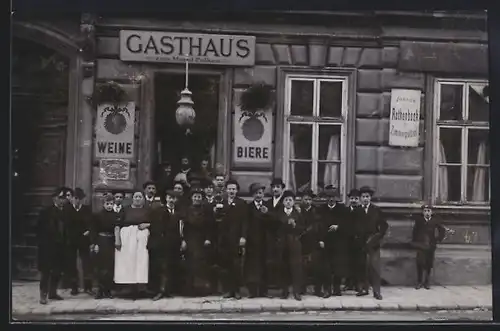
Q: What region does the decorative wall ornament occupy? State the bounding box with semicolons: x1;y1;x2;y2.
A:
175;55;196;134
239;83;274;113
87;81;129;108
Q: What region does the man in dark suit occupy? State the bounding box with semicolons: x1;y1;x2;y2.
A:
411;204;446;290
345;188;363;292
65;188;94;296
212;179;248;299
356;186;388;300
37;188;67;304
143;181;162;209
321;188;348;297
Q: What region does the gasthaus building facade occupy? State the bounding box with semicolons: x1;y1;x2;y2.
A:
12;11;490;285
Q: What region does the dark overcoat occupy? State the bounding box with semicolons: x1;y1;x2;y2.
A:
356;204;389;251
65;204;93;248
262;196;284;286
411;215;446;268
244;200;268;285
320;203;350;277
37;205;67;272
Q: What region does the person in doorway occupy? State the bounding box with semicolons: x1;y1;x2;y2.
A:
356;186;388;300
149;189;185;300
411;204;446;290
158;162;174;194
183;186;213;296
276;190;304;301
92;194;120;299
212;179;248;299
143;181;161;209
37;188;67;304
298;190;321;296
244;183;269;298
344;188;363;292
65;188;94;296
193;157;213;183
114;190;151;299
174;156;194;189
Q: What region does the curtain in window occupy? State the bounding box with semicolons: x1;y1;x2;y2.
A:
438;142;449;201
289;137;297;191
472;141;487;201
323;134;340;188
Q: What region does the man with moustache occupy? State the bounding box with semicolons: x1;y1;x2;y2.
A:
212;179;248;299
143;181;162;209
321;187;348;297
356;186;388;300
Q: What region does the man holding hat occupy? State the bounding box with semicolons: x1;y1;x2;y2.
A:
411;204;446;290
149;189;185;300
37;187;68;304
244;183;269;298
320;186;348;297
65;187;94;296
356;186;388;300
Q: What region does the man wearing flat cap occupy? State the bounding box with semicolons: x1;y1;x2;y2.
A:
356;186;388;300
411;204;445;290
37;187;68;304
244;183;269;297
320;187;348;297
149;189;185;300
65;187;94;296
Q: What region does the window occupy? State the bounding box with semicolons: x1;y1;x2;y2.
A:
283;75;348;197
434;79;490;205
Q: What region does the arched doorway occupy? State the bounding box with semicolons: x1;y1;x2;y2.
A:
12;37;71;279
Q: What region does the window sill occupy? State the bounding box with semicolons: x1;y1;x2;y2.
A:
375;202;490;211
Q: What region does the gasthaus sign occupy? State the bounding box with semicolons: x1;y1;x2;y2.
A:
120;30;256;66
95;102;136;159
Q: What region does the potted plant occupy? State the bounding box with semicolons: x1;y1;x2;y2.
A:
238;83;274;142
86;81;128;109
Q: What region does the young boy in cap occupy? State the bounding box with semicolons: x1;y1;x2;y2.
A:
320;187;348;297
65;187;94;296
411;204;446;290
112;190;126;214
298;190;321;296
276;190;305;301
37;188;68;304
92;194;120;299
356;186;388;300
245;183;269;298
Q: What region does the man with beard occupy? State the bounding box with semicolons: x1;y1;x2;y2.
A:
344;188;363;292
298;190;322;296
37;188;67;304
276;190;304;301
244;183;269;298
411;204;445;290
212;179;248;299
321;188;348;297
356;186;388;300
65;188;94;296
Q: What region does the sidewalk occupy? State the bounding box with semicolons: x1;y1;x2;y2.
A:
12;282;492;317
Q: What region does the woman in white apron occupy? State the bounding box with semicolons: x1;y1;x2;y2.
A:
114;190;150;298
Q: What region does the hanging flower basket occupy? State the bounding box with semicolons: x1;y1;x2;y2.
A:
239;83;274;113
86;81;128;108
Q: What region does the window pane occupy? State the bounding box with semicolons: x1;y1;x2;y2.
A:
319;81;342;117
439;127;462;164
290;80;313;116
318;125;341;161
467;166;490;202
437;165;462;202
439;84;463;121
467;129;489;165
289;161;312;193
318;162;340;194
468;84;489;122
289;124;312;159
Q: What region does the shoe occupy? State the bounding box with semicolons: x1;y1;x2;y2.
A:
374;293;383;300
424;284;431;290
222;292;234;299
415;283;422;290
234;292;242;300
84;289;95;296
70;288;79;296
323;292;331;299
314;290;323;297
152;293;163;301
106;291;114;299
280;292;289;299
356;290;369;297
293;293;302;301
95;291;104;299
48;294;64;300
332;291;342;297
39;293;48;305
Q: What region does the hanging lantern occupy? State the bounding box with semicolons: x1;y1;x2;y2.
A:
175;56;196;134
175;88;196;126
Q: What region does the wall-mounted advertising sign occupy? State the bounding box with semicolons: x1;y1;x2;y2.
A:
233;90;273;168
120;30;256;66
95;102;136;159
389;89;421;147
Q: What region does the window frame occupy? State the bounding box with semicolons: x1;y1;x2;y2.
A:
432;78;490;207
283;74;349;199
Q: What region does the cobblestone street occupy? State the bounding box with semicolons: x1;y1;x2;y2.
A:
12;281;492;320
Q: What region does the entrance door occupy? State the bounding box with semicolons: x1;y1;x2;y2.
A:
12;37;69;279
154;73;220;186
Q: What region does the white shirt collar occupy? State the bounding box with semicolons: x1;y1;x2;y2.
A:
145;196;154;202
73;204;82;211
284;207;293;214
254;200;262;207
113;204;122;212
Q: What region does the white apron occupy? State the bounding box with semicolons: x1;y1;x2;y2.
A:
114;225;149;284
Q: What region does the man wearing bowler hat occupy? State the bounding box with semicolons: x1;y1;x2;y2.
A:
320;186;348;297
65;187;94;296
345;188;363;292
356;186;388;300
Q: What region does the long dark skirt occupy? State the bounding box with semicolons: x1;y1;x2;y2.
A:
95;235;115;291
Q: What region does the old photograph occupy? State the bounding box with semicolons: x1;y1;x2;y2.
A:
11;10;492;322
